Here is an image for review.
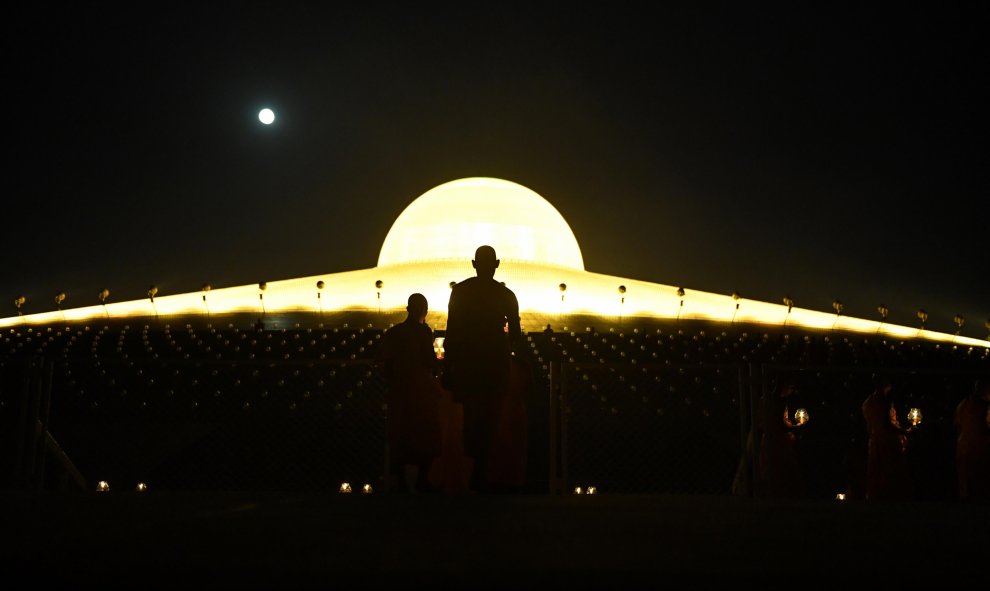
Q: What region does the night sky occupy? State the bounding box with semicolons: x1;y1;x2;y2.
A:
4;3;987;336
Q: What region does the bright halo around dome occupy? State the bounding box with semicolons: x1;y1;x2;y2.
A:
377;178;585;270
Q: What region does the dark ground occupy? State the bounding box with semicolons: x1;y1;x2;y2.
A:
2;490;986;589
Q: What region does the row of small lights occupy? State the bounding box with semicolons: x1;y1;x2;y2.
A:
95;480;855;501
11;285;988;333
95;481;147;492
96;481;375;494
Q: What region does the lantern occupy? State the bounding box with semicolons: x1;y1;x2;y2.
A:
96;480;110;492
135;482;148;492
794;408;810;426
339;482;352;494
907;408;923;427
361;484;373;494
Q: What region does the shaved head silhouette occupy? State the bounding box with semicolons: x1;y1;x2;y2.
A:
472;245;499;279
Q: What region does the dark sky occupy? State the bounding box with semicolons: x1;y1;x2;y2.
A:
4;3;987;336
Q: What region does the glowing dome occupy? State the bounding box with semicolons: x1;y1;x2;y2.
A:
377;178;585;270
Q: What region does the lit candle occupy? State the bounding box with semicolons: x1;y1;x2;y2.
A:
96;480;110;492
361;484;373;494
794;408;810;426
907;408;923;427
339;482;352;494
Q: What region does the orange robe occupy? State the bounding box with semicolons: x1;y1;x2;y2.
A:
378;321;442;467
862;393;912;501
955;395;990;500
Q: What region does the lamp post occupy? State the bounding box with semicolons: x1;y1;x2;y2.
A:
618;285;626;327
202;284;211;317
316;280;325;317
147;285;158;320
831;299;843;331
877;304;889;335
258;282;267;318
783;296;794;326
98;288;110;318
375;280;383;319
676;287;685;323
731;291;741;325
954;314;965;337
55;291;66;321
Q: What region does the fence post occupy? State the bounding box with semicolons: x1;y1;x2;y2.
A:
736;364;751;496
33;359;54;491
748;363;763;497
559;362;568;495
548;360;559;495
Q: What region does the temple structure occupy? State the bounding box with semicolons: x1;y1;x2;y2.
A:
2;177;986;347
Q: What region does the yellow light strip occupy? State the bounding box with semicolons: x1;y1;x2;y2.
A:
2;261;986;348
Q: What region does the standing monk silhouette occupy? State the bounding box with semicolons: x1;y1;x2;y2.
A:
444;245;521;493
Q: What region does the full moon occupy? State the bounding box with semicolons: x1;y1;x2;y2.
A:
258;108;275;125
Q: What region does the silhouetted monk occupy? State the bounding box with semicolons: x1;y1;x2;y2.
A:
377;293;442;493
955;377;990;501
862;373;914;501
444;245;521;493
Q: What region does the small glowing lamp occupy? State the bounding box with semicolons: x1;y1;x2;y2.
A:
96;480;110;492
835;493;846;501
907;408;923;427
586;486;597;495
339;482;352;494
135;482;148;492
573;486;583;495
361;484;373;494
794;408;810;426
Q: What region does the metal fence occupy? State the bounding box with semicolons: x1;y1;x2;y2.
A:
3;323;988;497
